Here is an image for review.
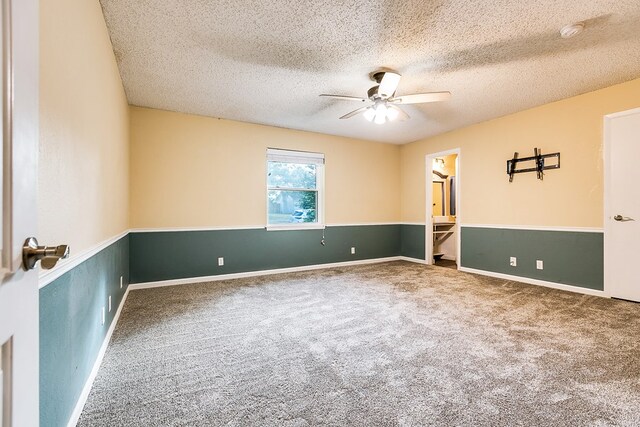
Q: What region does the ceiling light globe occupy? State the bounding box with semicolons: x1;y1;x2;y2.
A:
374;111;386;124
363;107;375;122
386;107;399;121
373;103;387;124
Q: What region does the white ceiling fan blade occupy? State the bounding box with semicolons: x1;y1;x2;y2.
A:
391;91;451;104
378;72;401;98
320;94;368;102
388;105;410;121
339;106;369;120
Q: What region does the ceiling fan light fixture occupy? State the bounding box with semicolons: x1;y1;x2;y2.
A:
374;112;386;125
386;106;399;121
560;22;585;39
363;107;375;122
321;69;450;123
374;103;387;124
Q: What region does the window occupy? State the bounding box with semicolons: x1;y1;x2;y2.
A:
266;148;324;229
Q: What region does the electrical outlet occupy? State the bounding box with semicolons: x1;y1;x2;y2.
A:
120;276;123;289
536;260;544;270
101;307;105;325
218;257;224;266
351;247;356;255
510;257;517;267
108;296;112;312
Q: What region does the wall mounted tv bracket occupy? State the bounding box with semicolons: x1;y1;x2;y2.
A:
507;148;560;182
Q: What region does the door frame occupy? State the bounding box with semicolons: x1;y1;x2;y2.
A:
603;107;640;298
425;148;461;266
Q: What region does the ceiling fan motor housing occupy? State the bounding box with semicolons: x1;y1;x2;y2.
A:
367;85;381;100
371;71;386;83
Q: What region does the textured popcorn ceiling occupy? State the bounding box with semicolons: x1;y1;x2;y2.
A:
100;0;640;144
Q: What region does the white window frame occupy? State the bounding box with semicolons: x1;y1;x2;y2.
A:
266;148;325;231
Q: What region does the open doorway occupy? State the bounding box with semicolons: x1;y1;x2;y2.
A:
425;149;460;268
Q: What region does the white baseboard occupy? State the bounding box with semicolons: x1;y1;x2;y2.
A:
458;266;608;297
130;257;406;290
397;256;428;265
67;288;130;427
399;256;458;265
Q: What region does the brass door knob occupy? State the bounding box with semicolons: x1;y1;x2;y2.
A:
22;237;70;271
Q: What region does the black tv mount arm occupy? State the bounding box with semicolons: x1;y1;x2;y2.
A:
507;148;560;182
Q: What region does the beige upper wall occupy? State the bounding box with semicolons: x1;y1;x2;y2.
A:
39;0;129;254
37;0;640;239
401;78;640;228
129;107;401;228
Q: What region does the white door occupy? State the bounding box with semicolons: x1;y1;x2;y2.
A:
0;0;39;425
604;108;640;302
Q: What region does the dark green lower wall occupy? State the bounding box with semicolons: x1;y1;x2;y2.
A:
40;235;129;427
130;225;402;283
461;227;604;290
400;224;426;261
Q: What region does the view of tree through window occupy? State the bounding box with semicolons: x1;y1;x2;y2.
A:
267;162;318;224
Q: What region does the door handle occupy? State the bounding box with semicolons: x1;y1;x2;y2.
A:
22;237;70;271
613;215;635;222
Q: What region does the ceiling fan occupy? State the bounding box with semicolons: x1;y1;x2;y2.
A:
320;71;451;124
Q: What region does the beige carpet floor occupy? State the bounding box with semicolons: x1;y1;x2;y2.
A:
78;261;640;426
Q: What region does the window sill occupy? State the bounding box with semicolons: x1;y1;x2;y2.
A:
266;224;325;231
